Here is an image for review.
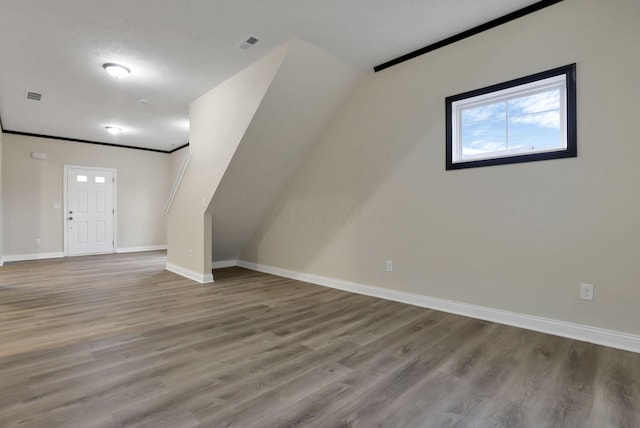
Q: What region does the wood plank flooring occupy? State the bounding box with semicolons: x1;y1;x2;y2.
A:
0;252;638;427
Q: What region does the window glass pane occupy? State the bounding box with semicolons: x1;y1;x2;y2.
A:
508;111;563;151
461;119;507;158
76;175;88;183
508;89;560;116
95;176;106;184
462;102;506;123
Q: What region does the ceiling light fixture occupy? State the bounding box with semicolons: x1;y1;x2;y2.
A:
105;126;122;135
103;63;131;79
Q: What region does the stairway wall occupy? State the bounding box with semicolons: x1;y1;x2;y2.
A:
165;43;289;281
210;40;361;262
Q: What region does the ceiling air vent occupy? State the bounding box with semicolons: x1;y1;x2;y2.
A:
238;35;261;50
26;91;42;101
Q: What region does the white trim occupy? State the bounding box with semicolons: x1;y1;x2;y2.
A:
116;245;167;254
3;252;65;262
67;251;117;257
237;260;640;354
165;153;190;214
63;165;117;256
212;260;239;269
165;262;214;284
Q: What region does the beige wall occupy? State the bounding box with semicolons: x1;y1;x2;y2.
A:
210;40;360;262
245;0;640;335
2;134;170;256
169;146;189;186
166;43;289;279
0;126;3;263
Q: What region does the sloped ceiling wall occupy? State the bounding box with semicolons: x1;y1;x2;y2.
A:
209;40;361;262
167;39;360;279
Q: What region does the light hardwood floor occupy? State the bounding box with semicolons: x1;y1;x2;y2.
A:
0;252;638;428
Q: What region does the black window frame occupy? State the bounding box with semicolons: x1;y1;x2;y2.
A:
445;63;577;170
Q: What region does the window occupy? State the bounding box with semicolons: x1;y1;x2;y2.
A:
76;175;88;183
446;64;576;170
95;176;106;184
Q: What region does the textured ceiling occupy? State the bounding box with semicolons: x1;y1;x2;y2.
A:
0;0;540;152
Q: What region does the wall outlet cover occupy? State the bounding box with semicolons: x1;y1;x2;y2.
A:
580;283;594;301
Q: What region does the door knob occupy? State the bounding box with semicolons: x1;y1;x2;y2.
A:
68;217;73;220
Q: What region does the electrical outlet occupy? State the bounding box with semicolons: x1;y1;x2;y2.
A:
189;249;193;258
580;283;594;301
35;238;41;245
386;260;393;272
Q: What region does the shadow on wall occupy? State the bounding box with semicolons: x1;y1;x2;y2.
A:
243;68;436;281
207;39;362;263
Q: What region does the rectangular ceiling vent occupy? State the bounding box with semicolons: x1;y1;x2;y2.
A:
238;35;261;50
26;91;42;101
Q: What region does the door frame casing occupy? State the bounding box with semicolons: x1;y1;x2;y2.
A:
63;165;118;256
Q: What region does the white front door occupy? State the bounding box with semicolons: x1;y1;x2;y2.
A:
65;167;115;256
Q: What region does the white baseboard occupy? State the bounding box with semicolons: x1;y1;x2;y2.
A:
3;252;65;263
212;260;239;269
116;245;167;254
237;260;640;354
165;262;214;284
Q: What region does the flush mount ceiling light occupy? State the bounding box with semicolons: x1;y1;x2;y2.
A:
105;126;122;135
103;63;130;79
